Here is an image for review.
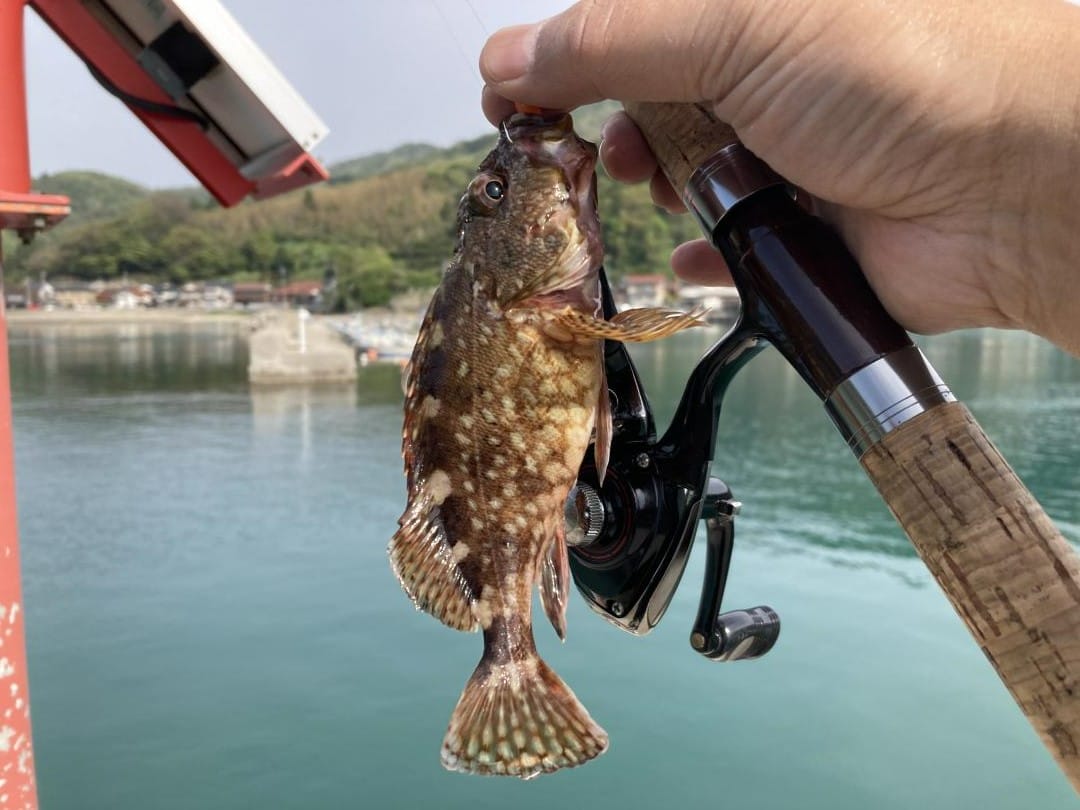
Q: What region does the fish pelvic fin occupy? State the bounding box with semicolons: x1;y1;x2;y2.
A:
389;480;477;633
594;360;612;485
547;305;707;343
441;654;608;779
539;526;570;641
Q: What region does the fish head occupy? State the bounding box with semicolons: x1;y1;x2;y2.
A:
457;112;602;309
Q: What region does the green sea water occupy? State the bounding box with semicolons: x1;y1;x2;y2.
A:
8;320;1080;809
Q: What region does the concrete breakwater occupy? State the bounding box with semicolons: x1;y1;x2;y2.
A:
247;310;360;384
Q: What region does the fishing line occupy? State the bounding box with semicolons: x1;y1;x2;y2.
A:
462;0;489;37
429;0;485;84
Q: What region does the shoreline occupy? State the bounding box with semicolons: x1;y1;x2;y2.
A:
5;308;254;328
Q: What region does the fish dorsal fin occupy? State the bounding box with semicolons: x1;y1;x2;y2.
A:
538;525;571;641
389;475;477;632
545;306;707;342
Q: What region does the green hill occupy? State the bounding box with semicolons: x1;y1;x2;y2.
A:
7;102;700;309
32;171;151;225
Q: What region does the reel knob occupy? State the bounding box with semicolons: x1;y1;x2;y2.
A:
691;605;780;662
564;482;605;547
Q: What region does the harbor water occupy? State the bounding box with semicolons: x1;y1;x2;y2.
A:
8;320;1080;809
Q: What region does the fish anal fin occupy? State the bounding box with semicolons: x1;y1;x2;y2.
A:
441;654;608;778
547;306;707;343
539;527;570;641
389;481;477;632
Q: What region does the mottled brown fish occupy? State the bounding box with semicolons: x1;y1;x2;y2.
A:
389;112;702;779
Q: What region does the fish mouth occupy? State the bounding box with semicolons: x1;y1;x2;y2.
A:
505;112;603;283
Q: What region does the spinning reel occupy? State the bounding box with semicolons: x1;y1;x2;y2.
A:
566;272;779;661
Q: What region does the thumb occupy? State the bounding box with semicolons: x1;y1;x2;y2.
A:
479;0;773;110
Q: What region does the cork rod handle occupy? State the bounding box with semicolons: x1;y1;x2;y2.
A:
624;100;1080;790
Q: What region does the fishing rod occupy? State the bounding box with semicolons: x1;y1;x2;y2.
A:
565;101;1080;790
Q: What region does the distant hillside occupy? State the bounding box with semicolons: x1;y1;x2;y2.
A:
7;101;699;309
329;143;443;184
32;171;149;226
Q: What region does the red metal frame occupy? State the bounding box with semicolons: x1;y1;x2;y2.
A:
28;0;329;207
0;3;332;802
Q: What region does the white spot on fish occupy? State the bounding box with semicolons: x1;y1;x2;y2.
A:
510;434;526;450
481;408;497;423
459;414;474;429
429;321;444;348
6;606;15;626
471;517;484;531
540;425;561;445
0;661;13;680
419;395;442;418
0;729;13;753
543;463;566;483
513;515;528;529
428;470;453;505
455;432;469;445
457;362;470;378
452;543;470;562
475;588;495;629
463;480;475;493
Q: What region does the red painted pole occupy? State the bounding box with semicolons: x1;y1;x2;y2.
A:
0;1;42;807
0;0;30;193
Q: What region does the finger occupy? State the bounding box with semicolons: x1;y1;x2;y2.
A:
650;170;685;213
598;111;656;183
479;0;764;111
481;86;517;126
671;239;734;286
483;1;734;111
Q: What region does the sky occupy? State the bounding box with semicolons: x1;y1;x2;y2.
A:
22;0;573;189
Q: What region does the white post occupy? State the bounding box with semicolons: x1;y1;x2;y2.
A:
297;307;309;354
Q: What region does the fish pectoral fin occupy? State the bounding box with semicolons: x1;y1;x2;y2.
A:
389;485;477;632
547;306;707;343
539;528;571;641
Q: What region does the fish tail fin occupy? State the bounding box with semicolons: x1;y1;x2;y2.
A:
441;654;608;779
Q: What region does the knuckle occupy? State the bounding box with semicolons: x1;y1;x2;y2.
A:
564;0;618;66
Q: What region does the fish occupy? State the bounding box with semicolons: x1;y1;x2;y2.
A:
389;112;703;779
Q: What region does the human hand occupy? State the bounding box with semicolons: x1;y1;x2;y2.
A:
479;0;1080;355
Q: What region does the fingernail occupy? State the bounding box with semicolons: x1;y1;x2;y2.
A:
481;24;537;83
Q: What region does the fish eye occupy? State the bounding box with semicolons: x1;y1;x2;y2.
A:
467;174;507;215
